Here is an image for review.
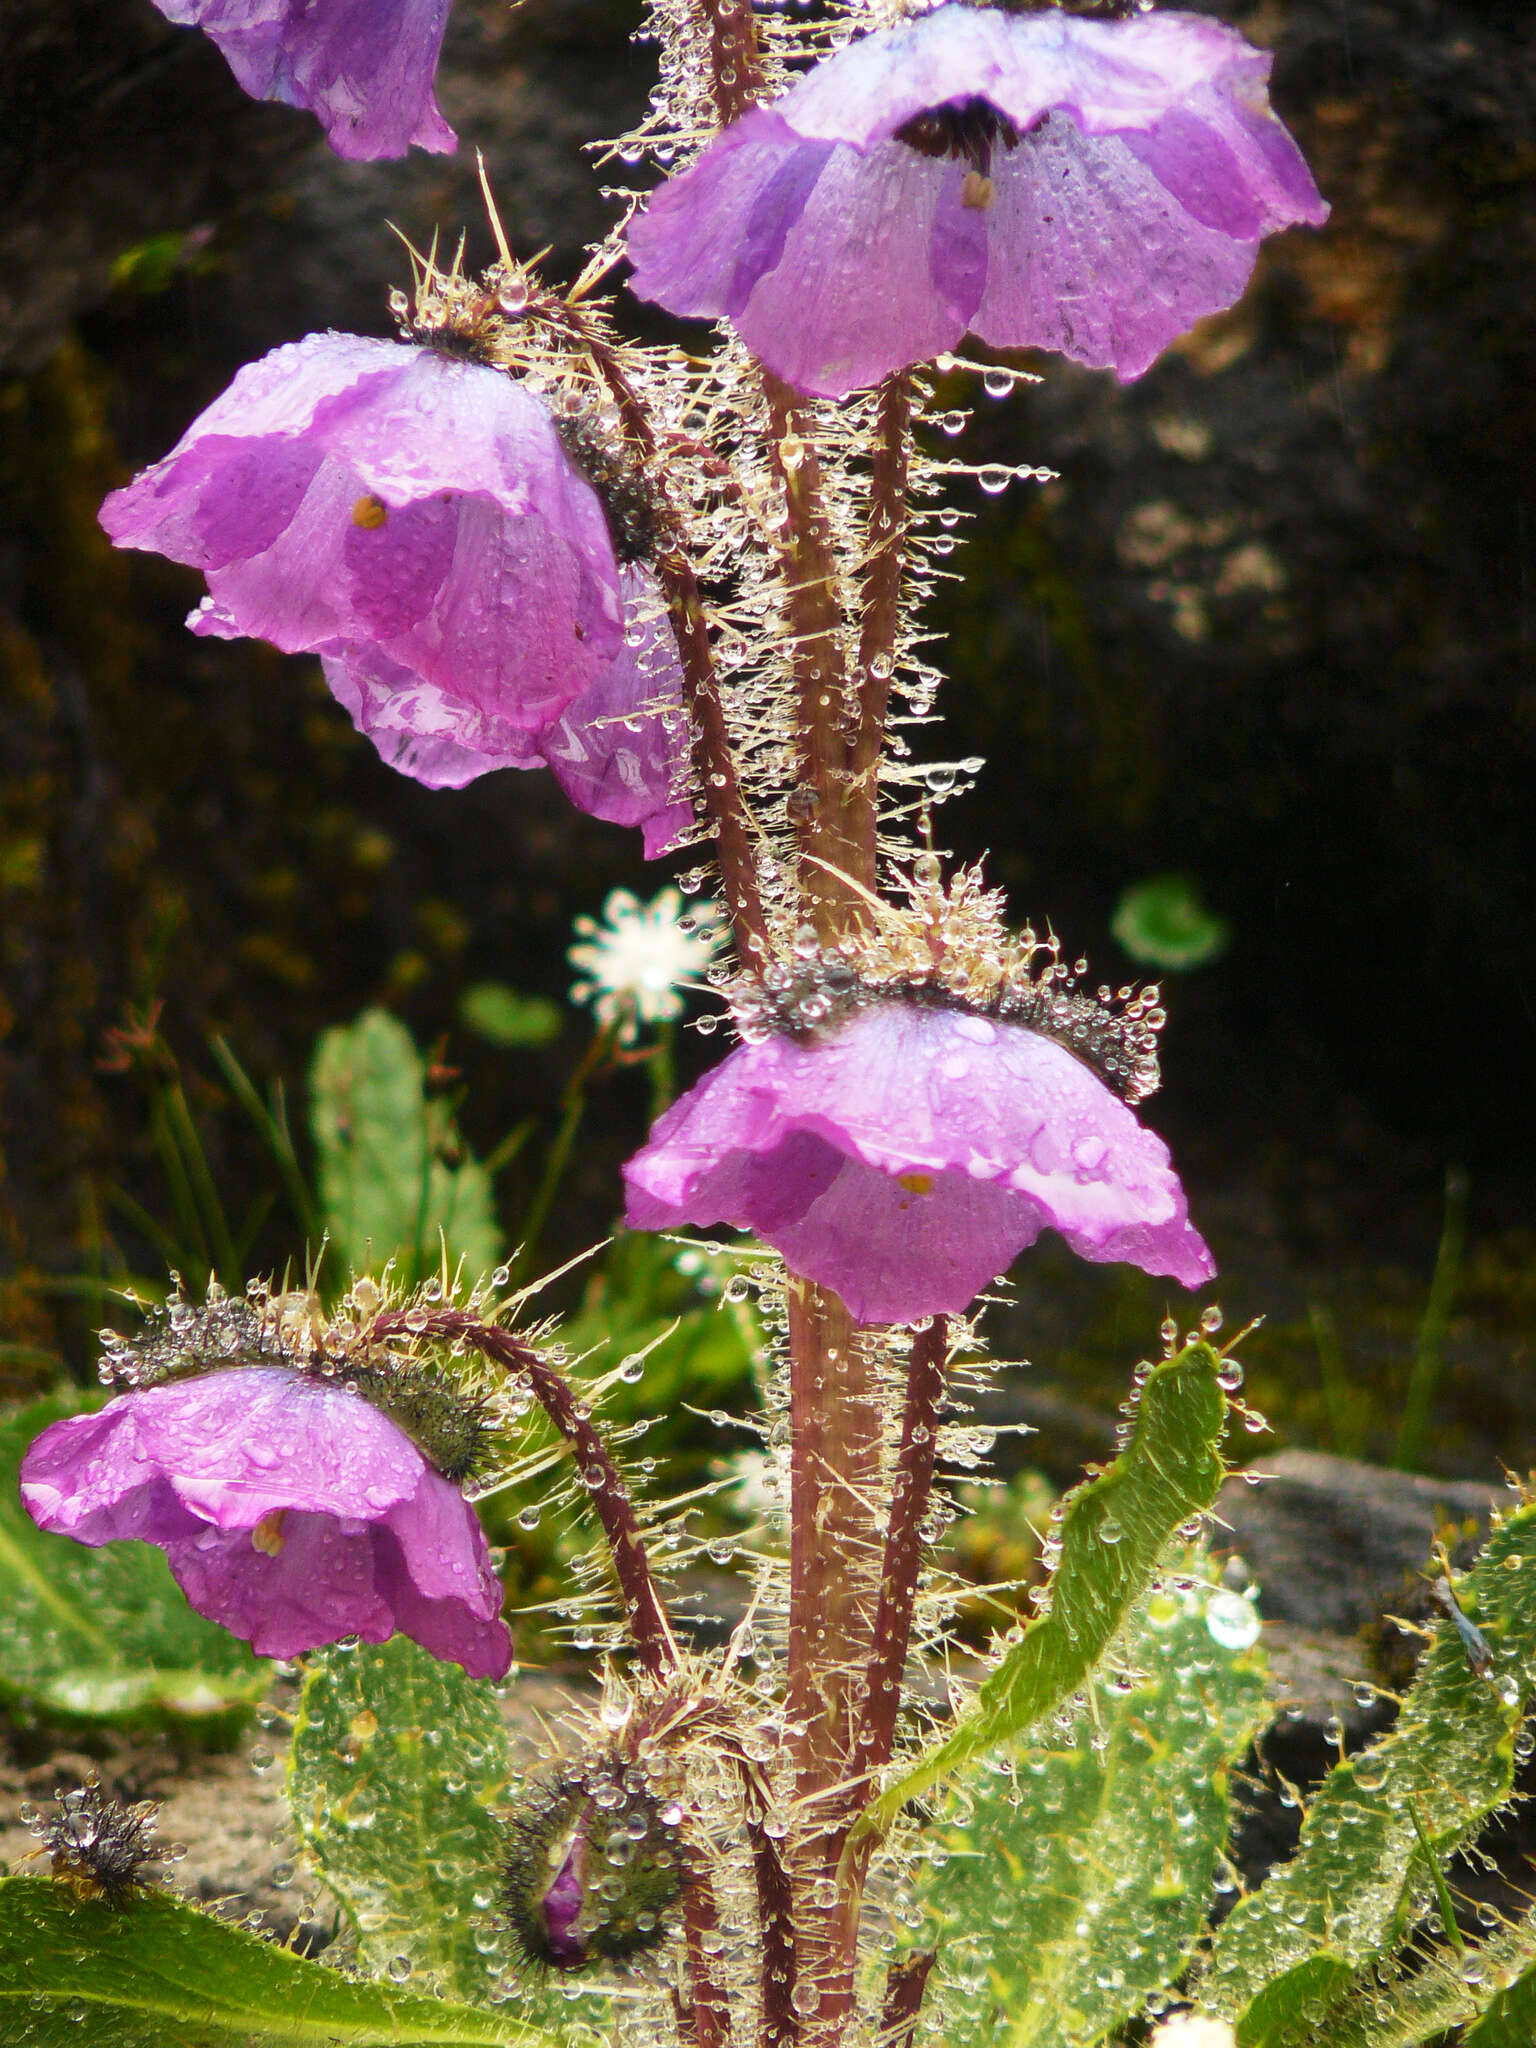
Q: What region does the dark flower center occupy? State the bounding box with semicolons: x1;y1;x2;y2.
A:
895;97;1022;177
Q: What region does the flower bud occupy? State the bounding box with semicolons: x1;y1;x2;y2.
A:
502;1763;684;1970
33;1781;161;1904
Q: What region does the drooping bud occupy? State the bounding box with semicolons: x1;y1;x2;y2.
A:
501;1762;685;1970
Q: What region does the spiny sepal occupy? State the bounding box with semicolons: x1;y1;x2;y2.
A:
501;1757;685;1972
29;1781;163;1905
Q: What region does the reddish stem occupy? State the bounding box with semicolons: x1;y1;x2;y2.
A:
877;1952;937;2048
542;301;769;965
762;371;863;939
851;1317;948;1786
730;1751;799;2048
818;1320;949;2039
695;0;765;124
847;376;913;891
679;1846;735;2048
377;1311;678;1679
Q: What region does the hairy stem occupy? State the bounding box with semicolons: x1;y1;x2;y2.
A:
847;376;913;891
730;1752;799;2048
877;1952;936;2048
852;1317;948;1786
380;1312;678;1678
816;1319;950;2031
546;301;769;964
694;0;764;124
785;1282;886;2042
762;370;864;939
679;1846;735;2048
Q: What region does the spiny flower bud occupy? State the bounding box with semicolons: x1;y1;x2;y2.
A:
501;1762;685;1970
30;1781;162;1904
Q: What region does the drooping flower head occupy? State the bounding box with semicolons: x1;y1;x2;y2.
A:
101;331;626;744
623;882;1213;1324
150;0;456;160
21;1365;512;1677
627;4;1328;396
569;886;725;1044
327;563;695;857
100;321;697;851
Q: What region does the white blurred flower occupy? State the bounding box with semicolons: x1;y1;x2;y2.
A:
568;887;723;1043
1149;2017;1236;2048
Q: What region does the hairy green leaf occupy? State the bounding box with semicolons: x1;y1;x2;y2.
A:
0;1878;564;2046
922;1556;1268;2048
858;1339;1229;1836
0;1392;267;1737
310;1009;502;1284
288;1638;511;2006
1209;1497;1536;2039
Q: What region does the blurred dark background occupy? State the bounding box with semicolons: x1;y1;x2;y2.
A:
1;0;1532;1469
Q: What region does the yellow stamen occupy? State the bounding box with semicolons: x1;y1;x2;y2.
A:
961;171;995;211
351;493;389;529
896;1172;934;1196
251;1510;286;1556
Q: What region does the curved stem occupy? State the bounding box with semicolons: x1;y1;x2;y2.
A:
543;299;770;965
377;1311;678;1678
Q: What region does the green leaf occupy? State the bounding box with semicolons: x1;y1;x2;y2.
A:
0;1878;566;2046
0;1392;268;1737
922;1556;1269;2048
458;985;564;1050
287;1638;510;2006
1208;1497;1536;2038
310;1010;502;1285
1111;875;1230;972
858;1338;1229;1837
1461;1933;1536;2048
288;1640;607;2038
1227;1904;1536;2048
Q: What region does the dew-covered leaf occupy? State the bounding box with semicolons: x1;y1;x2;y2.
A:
920;1555;1268;2048
0;1876;567;2046
287;1638;610;2037
858;1338;1230;1836
0;1391;268;1737
288;1637;510;2006
1208;1496;1536;2039
310;1009;502;1285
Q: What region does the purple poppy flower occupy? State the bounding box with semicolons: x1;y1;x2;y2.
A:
622;1001;1214;1324
324;564;695;856
100;332;626;742
19;1367;512;1677
627;5;1328;396
151;0;455;161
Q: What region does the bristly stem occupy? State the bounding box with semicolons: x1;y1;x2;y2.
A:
819;1320;948;2035
851;1316;948;1787
848;375;913;891
678;1847;736;2048
785;1281;886;2043
695;0;764;124
379;1311;679;1678
877;1952;937;2048
763;370;862;939
729;1751;800;2048
543;299;770;965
